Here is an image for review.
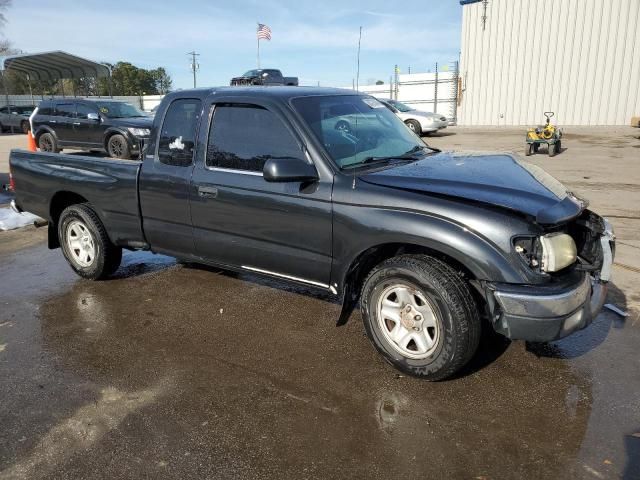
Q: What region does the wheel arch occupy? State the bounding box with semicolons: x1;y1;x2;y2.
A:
34;126;57;143
102;127;129;151
334;241;495;327
48;191;90;249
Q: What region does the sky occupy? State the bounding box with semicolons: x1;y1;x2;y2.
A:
2;0;463;89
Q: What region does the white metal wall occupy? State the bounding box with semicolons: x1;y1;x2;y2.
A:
353;70;459;122
459;0;640;125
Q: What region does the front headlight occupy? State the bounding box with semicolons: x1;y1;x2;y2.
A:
127;127;150;136
540;233;577;272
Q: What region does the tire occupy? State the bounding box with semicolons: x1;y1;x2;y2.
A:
555;140;562;154
361;254;480;380
0;122;4;133
20;120;29;134
107;134;130;159
548;142;556;157
533;143;539;152
58;203;122;280
405;120;422;136
525;143;534;156
38;132;59;153
335;120;352;134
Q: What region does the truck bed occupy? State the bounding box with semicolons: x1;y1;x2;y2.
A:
10;149;145;247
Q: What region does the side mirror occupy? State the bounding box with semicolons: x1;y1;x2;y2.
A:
263;157;319;183
87;113;100;122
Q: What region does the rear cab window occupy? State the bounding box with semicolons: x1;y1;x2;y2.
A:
157;98;202;167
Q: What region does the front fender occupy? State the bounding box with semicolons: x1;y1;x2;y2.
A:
330;204;534;294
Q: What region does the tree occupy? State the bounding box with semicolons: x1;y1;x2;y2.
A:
150;67;172;94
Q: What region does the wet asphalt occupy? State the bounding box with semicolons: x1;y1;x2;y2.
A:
0;228;638;479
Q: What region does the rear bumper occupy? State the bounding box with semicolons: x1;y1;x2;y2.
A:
491;222;615;342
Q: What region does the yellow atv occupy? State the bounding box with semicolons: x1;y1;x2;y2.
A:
526;112;562;157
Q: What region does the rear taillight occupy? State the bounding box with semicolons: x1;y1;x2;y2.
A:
8;170;15;191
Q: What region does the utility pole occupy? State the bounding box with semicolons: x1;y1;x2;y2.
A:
187;51;200;88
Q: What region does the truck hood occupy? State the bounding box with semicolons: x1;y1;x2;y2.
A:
359;152;586;224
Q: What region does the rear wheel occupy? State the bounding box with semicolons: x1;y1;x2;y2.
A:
525;143;534;156
405;120;422;136
58;203;122;280
361;255;481;380
107;134;130;159
38;132;59;153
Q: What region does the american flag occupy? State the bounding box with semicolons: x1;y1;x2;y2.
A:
257;23;272;41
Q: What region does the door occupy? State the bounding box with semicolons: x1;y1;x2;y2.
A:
52;102;76;145
190;98;333;288
138;97;202;257
71;103;103;146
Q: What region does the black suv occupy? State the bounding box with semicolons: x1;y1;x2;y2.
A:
31;99;152;159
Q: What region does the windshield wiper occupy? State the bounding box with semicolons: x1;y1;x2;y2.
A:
342;145;440;170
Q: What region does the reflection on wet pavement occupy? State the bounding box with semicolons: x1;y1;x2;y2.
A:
1;242;639;479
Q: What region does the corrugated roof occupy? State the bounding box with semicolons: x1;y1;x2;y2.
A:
2;51;110;81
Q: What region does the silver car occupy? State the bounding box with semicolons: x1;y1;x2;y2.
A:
0;105;36;134
380;99;447;136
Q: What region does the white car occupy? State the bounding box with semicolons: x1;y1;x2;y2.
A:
379;99;448;136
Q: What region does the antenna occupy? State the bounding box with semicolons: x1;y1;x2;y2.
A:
187;51;200;88
356;26;362;91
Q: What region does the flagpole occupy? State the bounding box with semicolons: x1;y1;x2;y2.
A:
257;22;260;68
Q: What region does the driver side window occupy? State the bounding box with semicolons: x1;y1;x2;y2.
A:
206;104;301;173
76;103;98;119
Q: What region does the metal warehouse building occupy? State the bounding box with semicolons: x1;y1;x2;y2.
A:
458;0;640;125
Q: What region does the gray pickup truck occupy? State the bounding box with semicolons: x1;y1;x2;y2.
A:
230;69;298;86
9;87;615;380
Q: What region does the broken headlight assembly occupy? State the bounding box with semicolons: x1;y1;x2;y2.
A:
514;233;577;273
539;233;577;272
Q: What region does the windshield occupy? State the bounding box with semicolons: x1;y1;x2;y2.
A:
389;100;414;112
95;102;145;119
292;95;431;169
243;69;259;76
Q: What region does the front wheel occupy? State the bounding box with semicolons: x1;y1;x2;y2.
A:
21;120;29;134
548;142;556;157
59;203;122;280
405;120;422;136
107;134;131;159
361;255;480;380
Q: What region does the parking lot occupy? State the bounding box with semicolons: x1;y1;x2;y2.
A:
1;127;639;479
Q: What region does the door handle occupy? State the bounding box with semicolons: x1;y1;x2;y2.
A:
198;186;218;198
72;122;81;126
49;120;57;124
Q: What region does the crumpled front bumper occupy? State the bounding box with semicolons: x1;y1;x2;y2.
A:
490;220;615;342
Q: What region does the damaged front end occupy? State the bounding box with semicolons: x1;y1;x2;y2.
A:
486;211;615;342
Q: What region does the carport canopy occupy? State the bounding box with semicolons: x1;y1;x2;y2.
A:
2;50;110;81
